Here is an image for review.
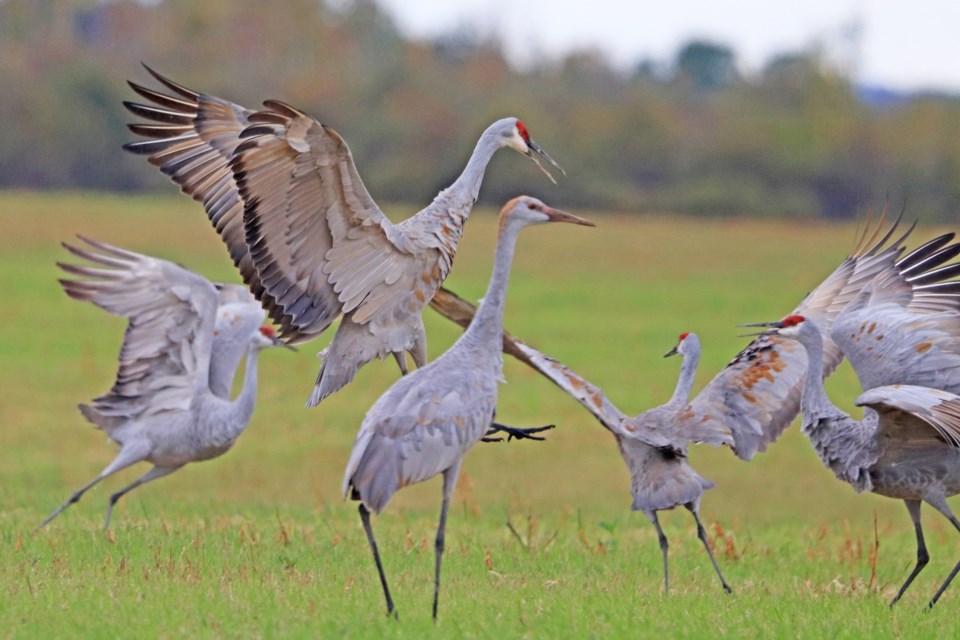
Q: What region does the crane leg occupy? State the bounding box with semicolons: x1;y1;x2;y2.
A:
649;512;670;593
103;465;181;530
433;460;462;622
890;499;928;607
36;445;147;530
687;503;732;593
359;503;396;619
924;497;960;608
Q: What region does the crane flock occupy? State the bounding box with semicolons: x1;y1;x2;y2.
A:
34;65;960;620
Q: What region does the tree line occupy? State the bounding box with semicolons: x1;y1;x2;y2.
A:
4;0;960;219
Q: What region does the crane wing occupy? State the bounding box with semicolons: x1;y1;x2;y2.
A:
857;385;960;447
235;99;431;338
835;306;960;395
428;288;732;450
58;237;219;424
831;234;960;393
122;67;309;334
680;214;915;460
342;362;497;512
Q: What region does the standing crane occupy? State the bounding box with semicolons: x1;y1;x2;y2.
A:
123;66;563;405
428;216;960;592
343;196;594;620
750;246;960;608
38;238;289;530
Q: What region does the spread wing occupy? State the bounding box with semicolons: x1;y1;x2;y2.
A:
58;237;219;422
235;99;434;340
428;288;732;451
857;385;960;447
832;233;960;393
123;67;314;341
680;214;916;460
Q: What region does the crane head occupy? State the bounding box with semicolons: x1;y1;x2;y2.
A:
498;118;565;184
500;196;595;229
664;332;690;357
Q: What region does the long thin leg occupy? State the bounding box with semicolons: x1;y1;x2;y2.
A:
433;459;462;622
359;503;396;618
649;512;670;593
687;503;733;593
890;499;927;607
925;497;960;608
103;465;181;530
36;445;148;530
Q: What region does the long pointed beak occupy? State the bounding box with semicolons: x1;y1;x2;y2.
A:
664;345;679;358
737;320;782;339
543;205;595;227
526;138;565;184
276;338;298;352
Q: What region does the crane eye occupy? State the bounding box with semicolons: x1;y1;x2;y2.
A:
528;203;537;210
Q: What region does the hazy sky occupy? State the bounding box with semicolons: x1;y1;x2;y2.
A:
377;0;960;92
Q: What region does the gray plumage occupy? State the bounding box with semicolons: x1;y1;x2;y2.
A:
123;65;562;406
343;196;594;620
427;215;934;592
38;238;285;530
760;229;960;608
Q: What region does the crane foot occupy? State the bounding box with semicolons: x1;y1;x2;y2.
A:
482;422;555;443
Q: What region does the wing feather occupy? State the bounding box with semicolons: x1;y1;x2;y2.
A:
59;237;219;424
235;102;427;336
123;66;304;339
857;385;960;447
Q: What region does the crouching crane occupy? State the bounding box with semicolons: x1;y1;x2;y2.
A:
38;238;290;530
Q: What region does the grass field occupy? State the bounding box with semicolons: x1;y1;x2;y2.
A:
1;191;958;637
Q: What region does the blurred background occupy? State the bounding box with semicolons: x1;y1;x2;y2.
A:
4;0;960;220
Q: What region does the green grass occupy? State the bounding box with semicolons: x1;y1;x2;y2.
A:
1;191;958;637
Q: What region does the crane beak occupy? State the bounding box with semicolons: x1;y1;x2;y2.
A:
276;337;298;352
737;320;783;338
526;139;565;184
542;205;595;227
664;344;680;358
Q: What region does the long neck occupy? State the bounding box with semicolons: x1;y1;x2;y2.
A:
796;327;877;492
445;131;502;209
223;345;262;439
667;349;699;407
459;218;521;356
208;341;244;399
797;328;844;430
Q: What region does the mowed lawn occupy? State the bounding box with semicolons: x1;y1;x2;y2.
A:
1;191;957;637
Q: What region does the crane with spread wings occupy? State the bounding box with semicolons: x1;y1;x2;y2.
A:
124;65;562;406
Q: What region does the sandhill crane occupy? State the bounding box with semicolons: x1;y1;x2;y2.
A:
750;249;960;608
343;196;594;620
428;217;960;592
38;238;289;530
123;66;563;406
